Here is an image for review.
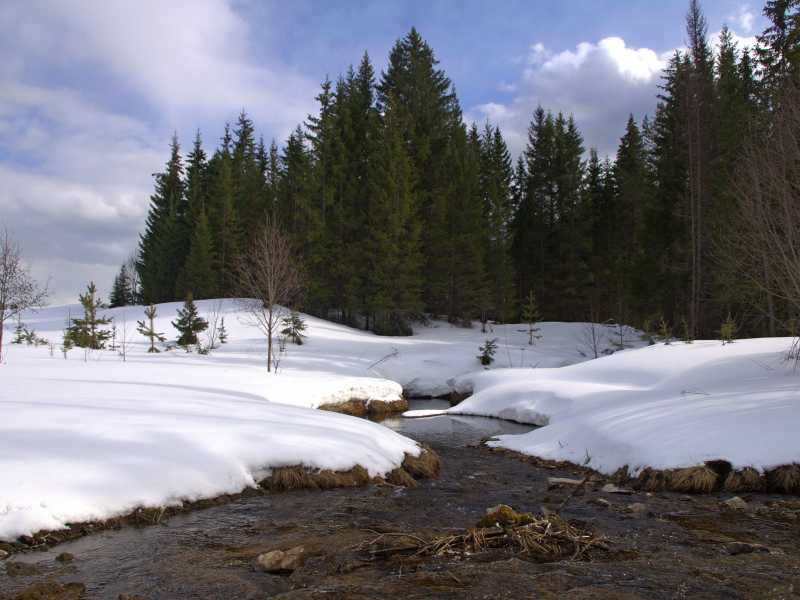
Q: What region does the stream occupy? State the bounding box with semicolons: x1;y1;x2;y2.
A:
2;400;799;599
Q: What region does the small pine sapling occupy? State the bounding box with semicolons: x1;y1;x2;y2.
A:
281;310;308;345
219;317;228;344
61;317;73;358
658;316;673;345
518;292;542;346
680;316;695;344
137;304;166;353
70;282;113;349
717;313;738;345
12;316;24;344
171;292;208;348
478;338;499;366
638;318;658;345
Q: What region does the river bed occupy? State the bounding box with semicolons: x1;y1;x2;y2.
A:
2;400;799;599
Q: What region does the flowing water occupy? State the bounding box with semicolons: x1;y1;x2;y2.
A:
2;400;799;599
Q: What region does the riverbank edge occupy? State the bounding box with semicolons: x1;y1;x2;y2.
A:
484;443;800;496
0;444;439;559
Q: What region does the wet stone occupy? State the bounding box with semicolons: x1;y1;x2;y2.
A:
726;542;770;555
601;483;631;494
627;503;648;514
54;553;74;563
257;546;304;573
722;496;748;510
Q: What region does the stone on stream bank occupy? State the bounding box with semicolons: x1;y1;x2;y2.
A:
257;547;304;573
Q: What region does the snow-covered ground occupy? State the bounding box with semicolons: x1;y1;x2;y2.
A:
4;298;798;541
441;338;800;477
0;299;603;542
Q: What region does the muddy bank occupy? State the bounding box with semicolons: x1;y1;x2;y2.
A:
2;431;799;599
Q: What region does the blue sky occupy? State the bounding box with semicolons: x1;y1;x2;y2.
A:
0;1;764;303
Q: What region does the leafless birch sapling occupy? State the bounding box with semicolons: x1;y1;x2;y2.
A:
235;218;306;372
0;222;51;362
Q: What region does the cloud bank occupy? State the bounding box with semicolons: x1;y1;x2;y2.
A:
0;1;318;302
468;37;666;160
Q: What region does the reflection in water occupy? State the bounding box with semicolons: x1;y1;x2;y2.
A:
370;398;536;446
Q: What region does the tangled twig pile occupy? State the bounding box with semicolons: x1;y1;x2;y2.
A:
361;512;607;562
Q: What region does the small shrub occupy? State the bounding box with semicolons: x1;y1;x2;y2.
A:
281;310;308;345
638;318;658;345
680;316;695;344
477;338;499;365
717;313;738;345
658;316;673;345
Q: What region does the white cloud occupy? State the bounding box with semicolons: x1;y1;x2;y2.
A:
0;0;320;303
469;37;666;160
730;5;756;34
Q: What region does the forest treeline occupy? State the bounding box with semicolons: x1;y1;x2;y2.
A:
116;1;800;338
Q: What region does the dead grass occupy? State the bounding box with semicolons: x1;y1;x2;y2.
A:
318;401;366;417
639;469;668;492
723;468;766;493
668;466;719;493
260;446;439;492
361;513;606;562
367;397;409;414
400;443;440;479
386;467;418;487
768;464;800;493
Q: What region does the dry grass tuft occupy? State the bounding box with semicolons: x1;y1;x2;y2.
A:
316;469;355;489
264;466;318;491
349;465;372;485
367;397;409;414
386;467;418;487
639;469;668;492
723;468;765;493
669;466;718;493
401;444;440;479
318;401;366;417
768;464;800;493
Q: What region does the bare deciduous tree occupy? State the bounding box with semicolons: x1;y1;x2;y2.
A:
235;218;306;372
0;222;51;362
719;78;800;330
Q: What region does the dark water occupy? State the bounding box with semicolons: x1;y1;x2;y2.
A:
3;403;800;599
370;398;535;446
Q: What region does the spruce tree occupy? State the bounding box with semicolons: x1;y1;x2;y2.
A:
364;89;423;334
171;292;208;347
377;28;459;317
139;134;186;304
478;123;516;325
207;142;241;296
176;206;217;300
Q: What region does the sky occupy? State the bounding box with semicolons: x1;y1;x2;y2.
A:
0;0;764;304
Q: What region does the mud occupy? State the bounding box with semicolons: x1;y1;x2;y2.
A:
1;403;799;599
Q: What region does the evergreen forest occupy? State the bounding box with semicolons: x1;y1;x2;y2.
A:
116;0;800;339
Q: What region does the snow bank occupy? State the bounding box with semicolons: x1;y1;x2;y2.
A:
0;300;428;541
447;339;800;476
